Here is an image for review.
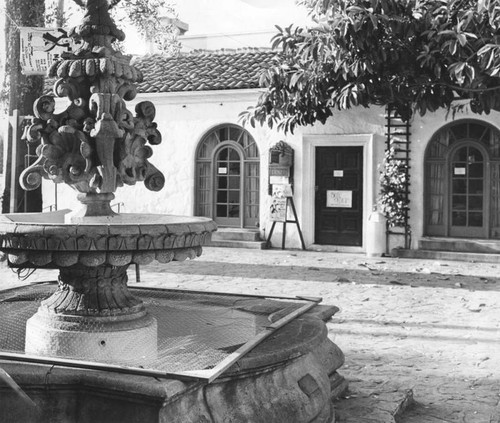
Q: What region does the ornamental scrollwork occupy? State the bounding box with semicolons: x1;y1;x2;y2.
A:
20;0;164;196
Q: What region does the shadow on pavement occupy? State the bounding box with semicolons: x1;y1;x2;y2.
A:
146;261;500;292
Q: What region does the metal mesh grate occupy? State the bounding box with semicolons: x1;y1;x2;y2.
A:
0;283;316;381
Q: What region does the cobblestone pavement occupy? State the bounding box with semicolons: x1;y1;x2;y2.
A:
1;247;499;422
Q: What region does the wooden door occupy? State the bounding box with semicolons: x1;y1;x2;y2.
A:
196;125;260;229
449;144;488;237
214;145;242;227
315;147;363;245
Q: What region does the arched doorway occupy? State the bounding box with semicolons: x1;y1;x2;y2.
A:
195;124;260;228
425;120;500;239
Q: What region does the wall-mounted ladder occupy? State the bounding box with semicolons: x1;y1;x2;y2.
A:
384;104;412;250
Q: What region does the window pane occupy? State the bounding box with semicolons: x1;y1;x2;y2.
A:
468;179;483;194
247;205;258;218
468;124;486;141
229;162;240;174
427;162;445;225
469;212;483;226
230;127;241;141
469;163;483;178
247;191;258;205
198;135;218;159
451;124;467;142
218;128;228;141
452;211;466;225
228;149;238;160
216;205;227;217
218;177;227;189
219;147;228;161
468;147;483;163
452;195;466;210
217;191;227;203
199;162;210;177
247;163;258;177
452;179;466;194
228;205;239;217
246;143;258;158
228;191;239;203
469;195;483;211
492;163;500;227
199;177;208;190
228;176;239;189
199;205;209;216
454;147;467;161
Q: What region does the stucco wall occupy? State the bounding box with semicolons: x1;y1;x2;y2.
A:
43;92;388;251
43;91;500;252
43;90;280;218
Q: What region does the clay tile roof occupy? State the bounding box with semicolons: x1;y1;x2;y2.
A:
131;48;277;93
43;48;277;95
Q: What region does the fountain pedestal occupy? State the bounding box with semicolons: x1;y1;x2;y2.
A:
25;264;158;362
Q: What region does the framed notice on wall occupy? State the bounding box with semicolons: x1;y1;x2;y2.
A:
326;190;352;208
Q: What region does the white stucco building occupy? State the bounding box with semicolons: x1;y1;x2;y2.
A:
43;48;500;257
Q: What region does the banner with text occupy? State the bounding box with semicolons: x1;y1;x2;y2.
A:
20;27;74;75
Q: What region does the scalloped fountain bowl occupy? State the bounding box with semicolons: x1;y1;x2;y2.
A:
0;209;216;362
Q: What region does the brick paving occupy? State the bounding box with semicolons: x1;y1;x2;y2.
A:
1;247;499;422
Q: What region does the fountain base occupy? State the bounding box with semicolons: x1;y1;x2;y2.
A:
23;262;159;363
25;311;158;363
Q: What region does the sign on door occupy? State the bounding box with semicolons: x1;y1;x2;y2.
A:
326;190;352;208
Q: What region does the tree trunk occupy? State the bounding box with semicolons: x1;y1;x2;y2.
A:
2;0;45;213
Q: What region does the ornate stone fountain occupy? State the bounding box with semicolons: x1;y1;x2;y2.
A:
0;1;346;421
0;0;216;363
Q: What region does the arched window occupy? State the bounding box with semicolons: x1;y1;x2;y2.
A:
195;124;260;228
425;120;500;238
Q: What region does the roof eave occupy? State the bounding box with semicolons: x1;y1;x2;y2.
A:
134;88;264;105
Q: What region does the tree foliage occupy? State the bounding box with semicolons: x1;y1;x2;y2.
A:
242;0;500;132
117;0;180;54
44;0;180;54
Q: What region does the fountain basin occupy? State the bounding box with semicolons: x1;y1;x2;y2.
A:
0;210;217;269
0;287;346;423
0;210;217;362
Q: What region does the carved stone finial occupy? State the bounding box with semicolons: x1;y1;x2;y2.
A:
20;0;164;216
71;0;125;43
